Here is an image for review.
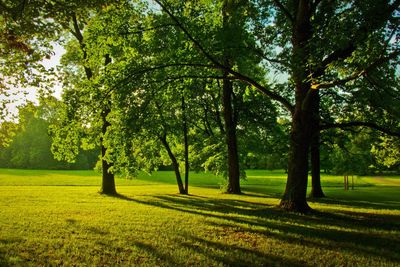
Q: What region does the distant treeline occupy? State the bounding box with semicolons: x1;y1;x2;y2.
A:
1;100;399;175
0;102;98;170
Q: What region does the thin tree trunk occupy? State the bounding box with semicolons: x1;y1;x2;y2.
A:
75;20;116;195
159;134;186;194
310;132;325;197
310;91;325;198
182;96;189;194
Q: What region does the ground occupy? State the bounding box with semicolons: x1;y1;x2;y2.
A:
0;169;399;266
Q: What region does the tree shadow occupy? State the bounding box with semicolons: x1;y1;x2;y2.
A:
131;241;178;266
310;197;400;210
111;192;400;265
0;238;25;266
177;233;309;267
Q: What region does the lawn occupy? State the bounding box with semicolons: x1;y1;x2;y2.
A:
0;169;399;266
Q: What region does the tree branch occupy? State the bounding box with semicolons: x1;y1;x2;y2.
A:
312;71;364;90
128;63;217;76
153;0;294;114
313;50;400;89
313;44;356;78
320;121;400;137
251;47;290;67
71;13;84;43
313;2;399;78
71;13;92;79
311;0;323;14
272;0;294;23
120;23;176;36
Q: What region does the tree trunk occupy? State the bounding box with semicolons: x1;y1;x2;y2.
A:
99;54;116;195
72;16;117;195
280;105;313;212
222;71;241;194
100;106;116;195
309;91;325;198
310;132;325;198
159;134;186;194
182;96;189;194
280;0;313;212
222;0;241;194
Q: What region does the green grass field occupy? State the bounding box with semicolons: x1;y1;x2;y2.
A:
0;169;399;266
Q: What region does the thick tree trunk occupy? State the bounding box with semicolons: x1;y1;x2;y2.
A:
222;71;241;194
182;96;189;194
309;91;325;198
280;105;313;212
280;0;313;212
100;107;116;195
159;134;186;194
222;0;241;194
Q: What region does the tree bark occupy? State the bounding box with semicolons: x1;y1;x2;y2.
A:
222;70;241;194
222;0;241;194
280;0;313;212
310;132;325;198
159;134;186;194
309;91;325;198
99;54;116;195
100;106;116;195
280;103;313;212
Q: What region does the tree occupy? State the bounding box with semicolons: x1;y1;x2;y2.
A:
151;0;399;211
50;2;135;195
372;136;400;171
0;99;97;169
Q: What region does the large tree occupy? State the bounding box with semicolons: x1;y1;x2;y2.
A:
151;0;399;211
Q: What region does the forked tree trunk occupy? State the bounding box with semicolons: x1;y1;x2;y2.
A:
159;134;186;194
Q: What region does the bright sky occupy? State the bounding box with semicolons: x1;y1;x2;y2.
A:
2;43;65;120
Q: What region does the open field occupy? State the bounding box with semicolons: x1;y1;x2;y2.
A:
0;169;399;266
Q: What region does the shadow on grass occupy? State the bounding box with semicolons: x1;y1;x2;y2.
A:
0;238;25;266
310;197;400;210
109;193;400;266
132;241;179;266
177;233;307;267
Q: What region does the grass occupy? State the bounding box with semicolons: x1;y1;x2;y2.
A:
0;169;399;266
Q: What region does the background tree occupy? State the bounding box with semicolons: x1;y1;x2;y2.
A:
50;1;149;194
0;99;97;169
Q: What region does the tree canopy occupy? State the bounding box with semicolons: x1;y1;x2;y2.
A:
1;0;399;210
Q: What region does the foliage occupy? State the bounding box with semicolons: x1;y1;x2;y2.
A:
372;135;400;170
1;0;399;205
0;100;97;169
